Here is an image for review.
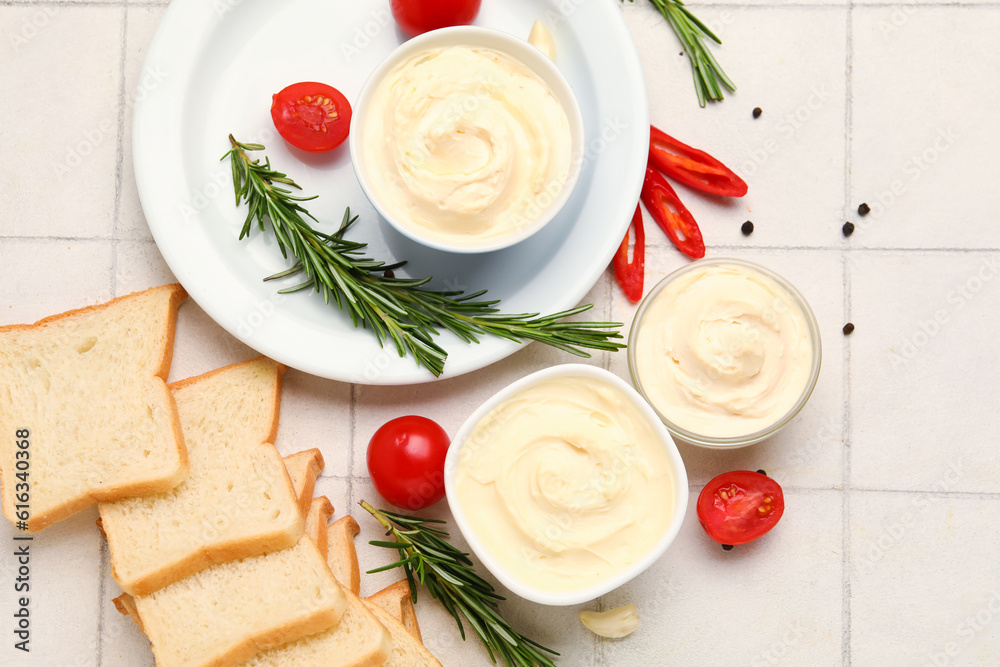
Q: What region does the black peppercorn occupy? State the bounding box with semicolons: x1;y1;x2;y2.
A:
741;221;754;236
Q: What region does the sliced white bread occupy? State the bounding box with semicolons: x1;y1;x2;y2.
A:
281;461;438;665
305;496;335;561
99;357;305;596
283;448;325;518
360;599;442;667
329;516;362;597
284;459;363;598
368;580;424;643
0;284;188;532
114;533;347;667
237;497;393;667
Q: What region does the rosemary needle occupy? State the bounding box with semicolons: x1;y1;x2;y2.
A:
359;501;559;667
626;0;736;106
222;136;626;376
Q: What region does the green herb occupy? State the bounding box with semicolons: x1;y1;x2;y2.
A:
627;0;736;106
222;136;625;377
359;501;559;667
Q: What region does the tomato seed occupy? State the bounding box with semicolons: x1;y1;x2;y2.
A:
843;322;855;335
741;221;754;236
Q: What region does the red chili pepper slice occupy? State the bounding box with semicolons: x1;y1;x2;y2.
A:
612;203;645;303
640;166;705;260
648;125;748;197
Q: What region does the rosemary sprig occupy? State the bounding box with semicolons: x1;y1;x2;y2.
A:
222;136;625;377
628;0;736;106
359;501;559;667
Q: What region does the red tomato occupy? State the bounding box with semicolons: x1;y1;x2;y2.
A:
367;416;451;510
390;0;482;37
270;82;352;153
696;471;784;546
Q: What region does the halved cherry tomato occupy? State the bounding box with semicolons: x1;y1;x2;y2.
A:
367;416;451;510
270;82;352;153
390;0;482;38
696;471;784;546
648;125;748;197
640;166;705;259
612;203;645;303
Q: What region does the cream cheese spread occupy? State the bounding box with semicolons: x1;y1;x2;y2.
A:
633;263;814;438
361;45;572;246
452;375;676;593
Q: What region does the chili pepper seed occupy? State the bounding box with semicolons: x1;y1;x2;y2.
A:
741;221;754;236
752;107;763;119
843;322;855;335
858;203;871;216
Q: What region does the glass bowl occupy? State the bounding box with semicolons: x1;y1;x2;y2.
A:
627;258;822;449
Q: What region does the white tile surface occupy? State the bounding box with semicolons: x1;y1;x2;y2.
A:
851;7;1000;249
0;6;123;240
851;490;1000;665
850;251;1000;493
117;6;168;242
5;1;1000;666
624;4;849;249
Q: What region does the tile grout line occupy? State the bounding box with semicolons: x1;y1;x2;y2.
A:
98;6;129;665
347;383;357;514
841;0;855;663
109;1;129;301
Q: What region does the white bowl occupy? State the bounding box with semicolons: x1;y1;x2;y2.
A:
349;26;585;254
444;364;688;606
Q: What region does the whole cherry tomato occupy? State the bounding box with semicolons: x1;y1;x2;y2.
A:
696;470;784;546
367;416;451;510
390;0;482;37
270;82;352;152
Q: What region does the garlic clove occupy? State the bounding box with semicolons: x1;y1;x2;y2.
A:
579;603;639;638
528;20;556;61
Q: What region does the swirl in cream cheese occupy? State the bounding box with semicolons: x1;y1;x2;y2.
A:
453;376;676;593
633;263;814;438
361;45;572;246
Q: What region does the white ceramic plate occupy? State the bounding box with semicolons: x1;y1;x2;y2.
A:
134;0;649;385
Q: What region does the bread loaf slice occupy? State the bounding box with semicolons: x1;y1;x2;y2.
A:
361;599;442;667
0;284;188;532
100;357;305;596
283;448;324;518
115;533;347;667
328;516;362;596
280;461;438;665
237;497;393;667
368;580;424;643
305;496;334;561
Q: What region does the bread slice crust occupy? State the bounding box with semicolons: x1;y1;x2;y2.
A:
236;497;393;667
116;533;347;667
99;356;307;596
0;284;188;532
